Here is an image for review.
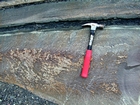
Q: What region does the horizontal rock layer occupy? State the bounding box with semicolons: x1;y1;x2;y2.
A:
0;1;140;27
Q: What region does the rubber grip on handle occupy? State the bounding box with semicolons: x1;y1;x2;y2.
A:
81;50;92;78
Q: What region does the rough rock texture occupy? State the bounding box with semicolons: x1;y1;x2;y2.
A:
0;25;140;105
0;1;140;27
0;82;57;105
118;47;140;105
0;0;54;7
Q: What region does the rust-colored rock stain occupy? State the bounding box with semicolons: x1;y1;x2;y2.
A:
0;53;2;62
100;82;120;94
0;48;83;101
0;48;124;104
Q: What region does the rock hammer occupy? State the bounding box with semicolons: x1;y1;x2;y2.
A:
81;23;104;78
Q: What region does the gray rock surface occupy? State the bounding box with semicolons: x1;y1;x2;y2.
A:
0;82;57;105
0;25;140;105
118;47;140;105
0;1;140;105
118;64;140;105
0;1;140;27
0;0;45;7
127;48;140;67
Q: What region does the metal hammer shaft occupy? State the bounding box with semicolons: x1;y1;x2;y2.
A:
81;23;104;78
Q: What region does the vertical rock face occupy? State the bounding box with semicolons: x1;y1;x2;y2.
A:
0;26;140;105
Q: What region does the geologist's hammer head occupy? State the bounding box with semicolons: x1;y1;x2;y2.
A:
82;23;104;31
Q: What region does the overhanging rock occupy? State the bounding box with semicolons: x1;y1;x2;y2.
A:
0;1;140;27
0;25;140;105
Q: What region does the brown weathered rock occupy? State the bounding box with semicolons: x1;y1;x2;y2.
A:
0;26;140;104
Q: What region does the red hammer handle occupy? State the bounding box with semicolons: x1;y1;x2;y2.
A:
81;50;92;78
